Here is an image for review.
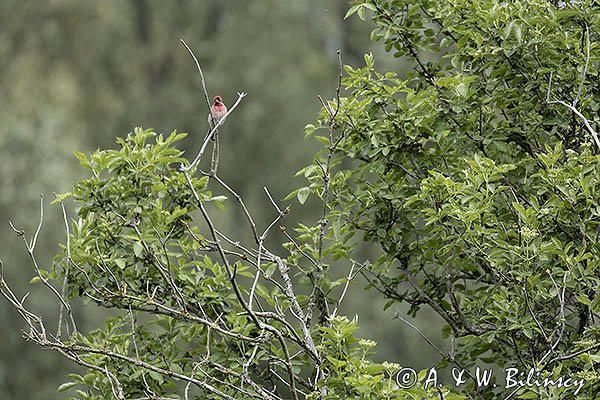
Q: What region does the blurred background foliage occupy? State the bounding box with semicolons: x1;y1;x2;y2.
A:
0;1;443;398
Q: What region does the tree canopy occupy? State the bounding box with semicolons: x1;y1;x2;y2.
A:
301;0;600;397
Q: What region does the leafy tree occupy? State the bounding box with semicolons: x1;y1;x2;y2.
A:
298;0;600;397
0;2;381;398
1;127;457;399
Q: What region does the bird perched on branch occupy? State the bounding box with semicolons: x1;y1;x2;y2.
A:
208;95;227;128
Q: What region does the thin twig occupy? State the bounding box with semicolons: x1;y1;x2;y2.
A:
392;312;479;392
307;50;344;325
180;39;212;114
30;194;44;251
573;23;590;107
330;261;357;318
249;187;287;312
538;271;568;366
54;192;77;337
522;283;549;343
549;98;600;149
547;342;600;365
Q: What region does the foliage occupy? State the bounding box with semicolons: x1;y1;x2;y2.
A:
0;2;382;399
2;128;463;399
299;0;600;397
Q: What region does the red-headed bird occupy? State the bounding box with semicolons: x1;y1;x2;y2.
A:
208;95;227;128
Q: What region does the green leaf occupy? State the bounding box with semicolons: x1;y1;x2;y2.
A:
456;82;469;97
344;4;362;19
362;2;376;12
133;241;144;258
357;6;366;21
148;371;164;384
264;263;277;278
73;150;91;169
58;382;78;392
297;187;310;205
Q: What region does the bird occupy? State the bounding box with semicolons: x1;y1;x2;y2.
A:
208;95;227;129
